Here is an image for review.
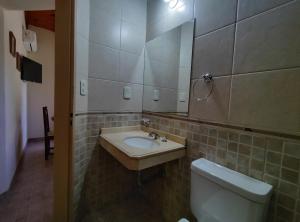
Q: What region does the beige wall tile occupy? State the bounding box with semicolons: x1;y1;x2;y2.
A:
233;1;300;74
192;25;235;78
229;69;300;134
237;0;293;20
194;0;237;36
190;76;231;123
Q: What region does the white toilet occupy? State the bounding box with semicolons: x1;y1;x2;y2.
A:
179;158;273;222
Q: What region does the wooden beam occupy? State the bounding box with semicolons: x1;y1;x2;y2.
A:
25;10;55;32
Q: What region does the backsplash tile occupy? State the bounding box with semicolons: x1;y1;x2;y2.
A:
142;113;300;222
72;113;142;221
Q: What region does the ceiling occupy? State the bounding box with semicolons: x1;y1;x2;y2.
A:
25;10;55;32
0;0;54;10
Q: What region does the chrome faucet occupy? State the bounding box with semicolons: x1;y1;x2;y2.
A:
141;118;151;127
149;132;160;140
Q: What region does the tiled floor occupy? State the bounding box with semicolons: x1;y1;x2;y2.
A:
82;195;165;222
0;141;53;222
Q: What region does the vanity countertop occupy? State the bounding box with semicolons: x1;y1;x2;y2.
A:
99;125;186;170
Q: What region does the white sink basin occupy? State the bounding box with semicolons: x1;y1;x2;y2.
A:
123;136;160;149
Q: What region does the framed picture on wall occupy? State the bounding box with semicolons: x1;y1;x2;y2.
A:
16;52;22;71
9;31;16;57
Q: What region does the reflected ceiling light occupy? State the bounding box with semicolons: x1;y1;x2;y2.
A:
169;0;178;9
164;0;185;11
175;1;185;11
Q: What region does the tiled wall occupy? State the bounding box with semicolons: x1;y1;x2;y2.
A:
72;113;141;221
74;0;89;113
87;0;147;112
147;0;300;135
142;113;300;222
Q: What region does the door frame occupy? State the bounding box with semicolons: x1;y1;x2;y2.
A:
53;0;74;221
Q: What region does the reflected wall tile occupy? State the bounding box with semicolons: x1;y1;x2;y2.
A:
146;0;194;41
233;1;300;74
121;21;146;55
147;0;169;26
194;0;237;36
192;25;235;78
122;0;147;26
88;43;119;81
237;0;293;20
189;76;231;123
229;68;300;134
119;51;144;84
143;85;178;112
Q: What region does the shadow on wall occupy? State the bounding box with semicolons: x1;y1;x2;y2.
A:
14;125;25;162
76;144;137;222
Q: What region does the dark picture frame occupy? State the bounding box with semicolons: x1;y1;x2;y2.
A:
9;31;16;57
16;52;22;71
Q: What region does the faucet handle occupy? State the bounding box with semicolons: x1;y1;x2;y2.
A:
141;118;151;127
149;132;159;140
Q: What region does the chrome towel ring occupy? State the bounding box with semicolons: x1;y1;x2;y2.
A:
192;73;214;102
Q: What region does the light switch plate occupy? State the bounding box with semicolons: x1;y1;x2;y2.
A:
153;89;160;101
179;92;186;102
123;86;132;100
80;80;88;96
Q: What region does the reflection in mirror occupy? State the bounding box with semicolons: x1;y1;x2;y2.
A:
143;20;194;115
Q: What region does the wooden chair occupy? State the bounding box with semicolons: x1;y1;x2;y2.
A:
43;106;54;160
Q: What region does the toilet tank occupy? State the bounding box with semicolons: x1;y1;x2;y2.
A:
191;159;273;222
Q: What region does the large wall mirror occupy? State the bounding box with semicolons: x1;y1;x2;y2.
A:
143;20;194;115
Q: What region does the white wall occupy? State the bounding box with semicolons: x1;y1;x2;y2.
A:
0;8;28;194
0;6;6;195
27;25;55;139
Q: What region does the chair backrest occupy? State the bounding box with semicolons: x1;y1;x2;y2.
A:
43;106;50;137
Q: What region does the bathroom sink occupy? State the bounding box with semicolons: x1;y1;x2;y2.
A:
123;136;160;149
100;126;186;170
